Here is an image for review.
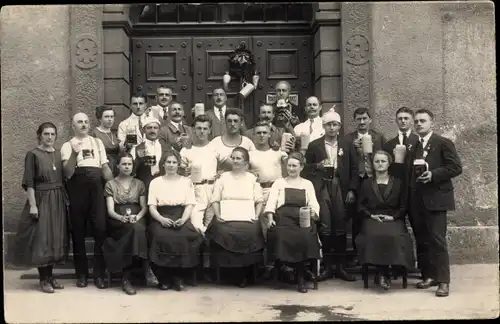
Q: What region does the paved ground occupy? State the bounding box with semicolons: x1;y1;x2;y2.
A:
4;264;499;322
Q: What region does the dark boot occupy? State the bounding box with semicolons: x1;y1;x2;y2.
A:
317;235;334;282
333;234;356;282
296;262;308;293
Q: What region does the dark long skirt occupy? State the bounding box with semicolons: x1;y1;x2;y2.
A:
149;205;203;268
355;218;415;268
267;205;321;264
206;219;265;267
14;184;69;267
102;203;148;273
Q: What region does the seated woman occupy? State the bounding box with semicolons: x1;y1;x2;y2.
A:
355;150;415;290
102;153;149;295
206;147;265;288
148;150;203;291
264;152;321;293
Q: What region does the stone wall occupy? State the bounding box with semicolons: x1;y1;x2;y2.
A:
312;3;343;121
1;5;72;232
370;1;497;263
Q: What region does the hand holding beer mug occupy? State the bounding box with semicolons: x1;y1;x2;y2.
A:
414;159;428;181
194;103;205;117
280;133;296;152
71;140;83;154
299;206;312;228
361;134;373;154
393;144;407;163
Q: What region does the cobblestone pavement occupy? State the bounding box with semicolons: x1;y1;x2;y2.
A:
4;264;499;322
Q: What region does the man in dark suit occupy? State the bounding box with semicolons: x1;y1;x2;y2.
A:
158;101;193;152
203;87;246;140
383;107;420;274
410;108;462;297
304;108;358;282
344;107;387;259
383;106;419;184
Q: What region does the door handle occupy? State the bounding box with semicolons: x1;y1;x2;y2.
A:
189;55;193;77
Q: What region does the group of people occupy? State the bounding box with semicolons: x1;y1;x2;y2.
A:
14;80;462;298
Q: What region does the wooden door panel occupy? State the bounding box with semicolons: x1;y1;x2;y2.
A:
252;35;313;121
193;36;254;124
131;37;193;115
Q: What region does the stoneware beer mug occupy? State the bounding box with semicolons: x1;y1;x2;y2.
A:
239;82;255;98
394;144;407;163
413;158;427;178
194;103;205;117
280;132;294;151
299;206;311;228
362;134;373;154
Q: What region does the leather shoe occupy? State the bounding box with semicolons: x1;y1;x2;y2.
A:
416;278;438;289
435;283;449;297
297;276;308;293
48;277;64;289
335;266;357;282
158;283;170;290
379;275;391;290
122;280;137;295
145;268;159;286
40;280;55;293
316;267;334;282
94;277;107;289
76;276;88;288
238;277;248;288
172;277;185;291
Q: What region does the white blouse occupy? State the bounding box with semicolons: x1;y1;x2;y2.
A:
148;176;196;206
264;177;320;216
210;172;263;204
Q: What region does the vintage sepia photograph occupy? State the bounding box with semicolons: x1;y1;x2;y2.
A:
1;2;498;322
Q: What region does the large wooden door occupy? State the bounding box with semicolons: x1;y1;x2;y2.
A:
131;37;194;112
192;36;252;112
252;35;313;122
131;35;313;126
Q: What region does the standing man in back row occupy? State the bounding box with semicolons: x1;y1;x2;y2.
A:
343;107;387;261
148;86;173;124
117;92;150;152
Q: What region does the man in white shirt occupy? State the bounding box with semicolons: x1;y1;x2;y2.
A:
294;96;325;153
117;92;150;152
158;101;193;152
61;112;114;290
180;114;218;233
148;86;173;123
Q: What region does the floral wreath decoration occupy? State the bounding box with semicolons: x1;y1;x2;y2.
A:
228;43;256;83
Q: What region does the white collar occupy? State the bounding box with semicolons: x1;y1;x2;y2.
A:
419;131;433;143
170;120;181;129
357;131;369;138
215;105;226;111
398;129;412;137
129;113;140;120
145;138;159;146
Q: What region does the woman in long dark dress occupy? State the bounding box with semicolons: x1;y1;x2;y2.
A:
206;147;265;288
102;153;148;295
14;122;69;293
264;152;321;293
356;150;415;290
148;150;203;291
91;105;121;176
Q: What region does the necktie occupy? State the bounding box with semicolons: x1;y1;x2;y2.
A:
402;133;408;147
309;119;314;135
163;107;168;120
138;117;143;139
415;138;424;159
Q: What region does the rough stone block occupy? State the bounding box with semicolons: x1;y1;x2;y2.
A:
314;50;341;81
103;28;130;58
1;5;72;231
448;226;499;264
313;26;341;56
104;79;129;105
104;53;130;81
314;76;342;102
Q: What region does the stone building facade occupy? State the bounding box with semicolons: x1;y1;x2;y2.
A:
1;3;497;265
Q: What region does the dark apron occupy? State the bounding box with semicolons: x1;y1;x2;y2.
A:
106;145;121;177
267;188;321;264
148;205;203;268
